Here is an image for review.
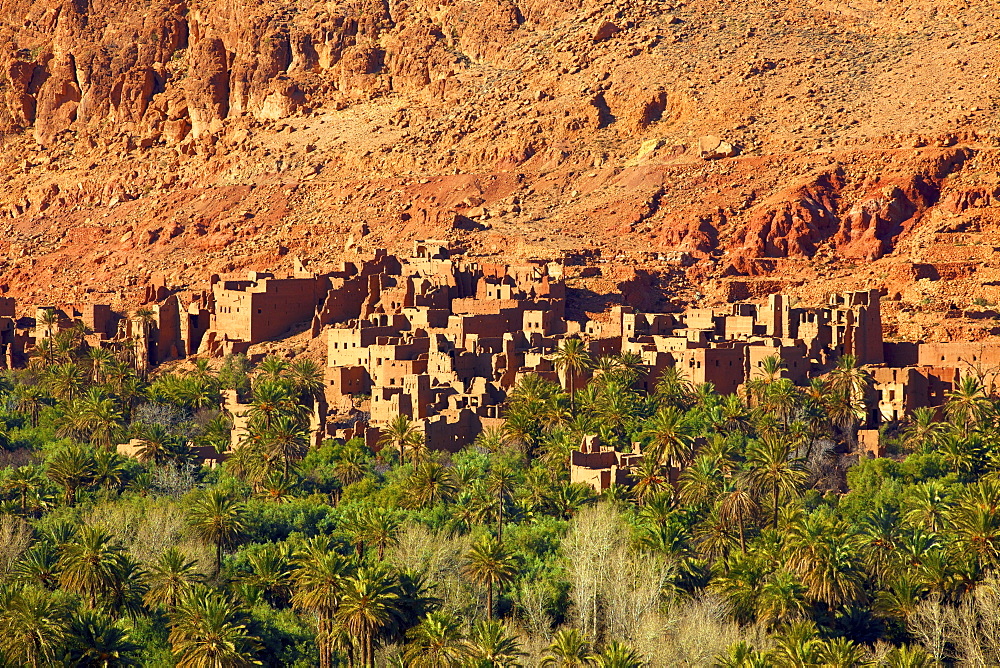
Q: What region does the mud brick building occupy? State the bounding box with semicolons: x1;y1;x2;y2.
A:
9;241;1000;461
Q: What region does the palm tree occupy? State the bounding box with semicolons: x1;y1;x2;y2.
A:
464;619;524;667
474;425;514;454
362;508;401;560
134;423;182;465
828;354;869;402
463;536;519;620
264;414;311;475
694;508;737;562
718;481;758;552
92;447;129;492
551;338;592;411
292;539;353;668
185;488;246;573
654;366;692;408
144;548;204;610
66;610;141;667
551;482;598;520
951;485;1000;569
10;543;62;590
642;407;695;470
45;361;85;402
715;642;768;668
902;480;952;533
747;355;785;405
257;355;289;380
240;544;294;607
946;375;990;432
631;457;670;506
10;382;47;426
378;414;423;466
86;347;115;385
58;526;126;608
488;464;518;542
757;570;807;629
46;445;95;506
902;407;944;453
168;586;260;667
785;517;866;609
336;566;401;668
678;455;723;507
744;436;807;528
0;585;71;668
763;378;800;428
403;611;470;667
247;378;302;433
541;627;594;667
333;445;370;496
767;620;824;667
289;358;324;407
3;466;47;515
593;641;643;668
817;637;864;667
408;460;459;508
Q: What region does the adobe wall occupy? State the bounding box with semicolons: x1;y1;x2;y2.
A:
213;275;329;344
917;342;1000;369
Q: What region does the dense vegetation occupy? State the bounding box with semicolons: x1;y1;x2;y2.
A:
1;327;999;666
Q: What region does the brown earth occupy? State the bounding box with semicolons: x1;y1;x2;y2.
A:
2;0;1000;342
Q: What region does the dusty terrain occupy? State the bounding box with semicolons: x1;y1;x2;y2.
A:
2;0;1000;342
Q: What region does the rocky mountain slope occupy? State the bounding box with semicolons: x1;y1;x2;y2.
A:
2;0;1000;341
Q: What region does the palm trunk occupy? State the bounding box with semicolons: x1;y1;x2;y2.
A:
399;441;405;467
738;515;746;552
773;485;780;529
319;616;332;668
568;369;575;413
487;580;494;620
497;498;504;543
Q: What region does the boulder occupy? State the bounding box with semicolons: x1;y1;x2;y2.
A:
698;135;738;159
593;21;621;43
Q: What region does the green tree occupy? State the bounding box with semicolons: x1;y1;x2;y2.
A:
541;627;594;667
0;585;71;668
144;548;204;610
185;488;246;573
66;610;141;667
133;423;183;466
58;526;128;608
744;436;807;528
464;619;524;667
463;536;519;620
403;611;470;667
336;566;401;668
264;414;310;476
551;338;592;411
46;444;95;506
168;586;260;668
642;407;695;470
593;641;643;668
378;414;424;466
718;481;758;553
292;539;352;668
487;464;518;542
408;460;459;508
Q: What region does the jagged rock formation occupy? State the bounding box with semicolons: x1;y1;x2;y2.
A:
1;0;1000;343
